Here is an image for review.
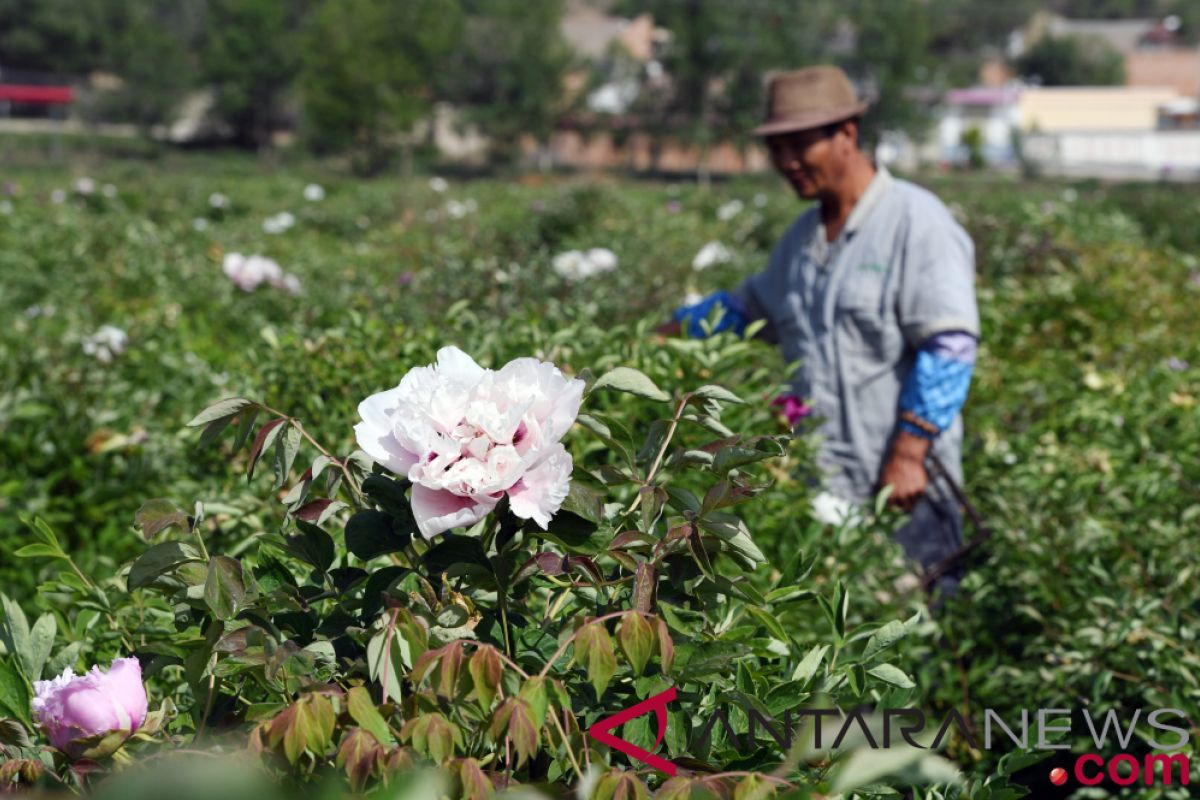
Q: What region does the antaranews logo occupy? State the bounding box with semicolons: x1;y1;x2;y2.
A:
587;689;1193;788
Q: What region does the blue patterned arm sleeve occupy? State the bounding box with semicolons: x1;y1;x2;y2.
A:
898;331;978;439
672;290;750;339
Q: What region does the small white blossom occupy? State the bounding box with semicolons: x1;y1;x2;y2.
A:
0;200;12;215
429;176;449;193
222;252;300;294
810;491;861;527
692;241;733;271
303;183;325;202
101;183;118;199
50;189;66;205
716;199;744;221
262;211;296;234
208;192;230;210
73;177;96;196
82;325;128;364
552;248;618;281
753;193;768;207
192;218;209;232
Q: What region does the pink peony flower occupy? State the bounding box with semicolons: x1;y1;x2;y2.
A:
33;657;148;759
772;394;812;427
355;346;584;538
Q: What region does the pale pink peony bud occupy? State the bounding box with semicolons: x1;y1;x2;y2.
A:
32;657;148;759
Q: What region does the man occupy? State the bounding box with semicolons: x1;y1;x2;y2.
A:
665;65;980;602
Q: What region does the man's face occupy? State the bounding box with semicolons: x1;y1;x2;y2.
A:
766;123;851;200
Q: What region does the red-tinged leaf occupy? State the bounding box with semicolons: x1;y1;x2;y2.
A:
424;714;460;764
438;641;464;698
514;552;568;584
655;617;675;674
347;686;396;746
336;727;383;791
134;498;189;541
594;770;651;800
609;550;640;572
504;699;538;767
733;774;777;800
698;435;742;454
618;613;654;676
295;498;334;522
632;562;656;613
247;418;287;480
458;758;495;800
574;622;616;696
610;531;657;550
567;555;603;583
687;526;715;579
469;646;503;710
653;777;697;800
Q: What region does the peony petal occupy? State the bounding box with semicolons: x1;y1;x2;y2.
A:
434;346;486;385
410;484;497;539
506;443;573;529
101;658;148;732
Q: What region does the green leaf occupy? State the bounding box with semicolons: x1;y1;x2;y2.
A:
863;620;909;662
187;397;255;427
697;513;765;567
128;541;203;590
574;623;617;697
26;614;55;682
13;544;63;559
45;642;82;679
24;517;61;551
347;685;396;746
791;644;829;686
248;418;287;481
868;663;915;689
286;521;336;573
134;499;190;541
0;657;31;725
691;384;745;405
346;511;412;561
469;646;502;710
0;595;31;679
517;676;549;728
274;423;301;490
366;630;404;705
617;613;654;677
204;556;248;621
591;367;671;402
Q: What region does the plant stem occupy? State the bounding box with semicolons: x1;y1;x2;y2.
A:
260;405;366;505
623;394;689;520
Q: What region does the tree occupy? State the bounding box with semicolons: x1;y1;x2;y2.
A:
435;0;573;166
202;0;310;149
300;0;462;174
1016;34;1125;86
0;0;106;75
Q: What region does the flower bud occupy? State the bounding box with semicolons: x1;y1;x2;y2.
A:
32;657;148;759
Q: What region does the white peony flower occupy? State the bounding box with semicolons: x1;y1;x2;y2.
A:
429;176;449;193
303;183;325;202
101;183;117;199
73;178;96;196
692;241;733;271
716;199;744;221
208;192;230;210
355;346;584;538
810;491;861;527
82;325;128;364
222;252;296;293
553;248;618;281
262;211;296;234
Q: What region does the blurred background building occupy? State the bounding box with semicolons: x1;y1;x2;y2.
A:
1;0;1197;179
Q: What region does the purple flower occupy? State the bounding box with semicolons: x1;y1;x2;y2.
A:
1166;357;1189;372
666;200;682;214
398;271;415;286
772;394;812;427
33;657;148;759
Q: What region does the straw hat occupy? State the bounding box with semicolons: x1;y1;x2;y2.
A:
754;65;869;137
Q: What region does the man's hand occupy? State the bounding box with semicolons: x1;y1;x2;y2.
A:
879;429;931;511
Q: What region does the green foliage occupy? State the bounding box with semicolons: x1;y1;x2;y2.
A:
1;159;1199;798
202;0;309;148
300;0;462;173
1016;33;1125;87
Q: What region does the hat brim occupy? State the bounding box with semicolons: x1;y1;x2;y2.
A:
754;102;869;137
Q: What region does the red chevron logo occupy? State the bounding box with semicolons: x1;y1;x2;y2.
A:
587;687;678;776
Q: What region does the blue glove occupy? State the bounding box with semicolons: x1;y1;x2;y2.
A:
672;290;749;339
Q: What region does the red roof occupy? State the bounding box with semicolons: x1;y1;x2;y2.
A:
0;84;74;104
